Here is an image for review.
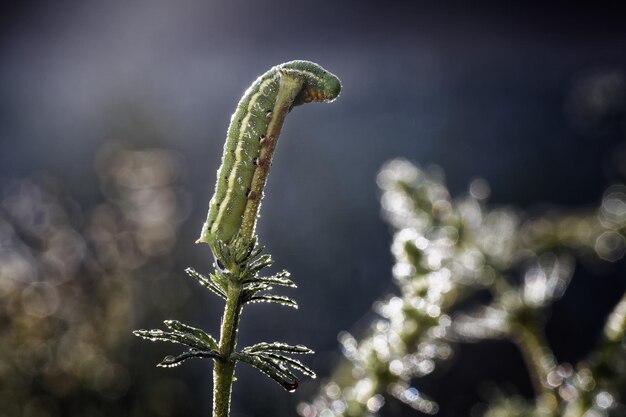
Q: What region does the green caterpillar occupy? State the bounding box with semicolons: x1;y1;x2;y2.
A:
198;60;341;248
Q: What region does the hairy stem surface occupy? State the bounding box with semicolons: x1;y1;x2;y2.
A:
213;282;243;417
239;72;304;239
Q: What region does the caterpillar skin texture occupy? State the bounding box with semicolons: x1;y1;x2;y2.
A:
199;60;341;247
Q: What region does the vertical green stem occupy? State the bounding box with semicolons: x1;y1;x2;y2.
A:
213;282;243;417
211;72;305;417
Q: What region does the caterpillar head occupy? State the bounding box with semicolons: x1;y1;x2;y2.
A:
281;60;342;106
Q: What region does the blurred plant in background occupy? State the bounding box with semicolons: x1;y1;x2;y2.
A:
302;69;626;417
0;143;189;417
302;158;626;417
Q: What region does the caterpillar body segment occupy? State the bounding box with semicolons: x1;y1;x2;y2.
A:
198;61;341;248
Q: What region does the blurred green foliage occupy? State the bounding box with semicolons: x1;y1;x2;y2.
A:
301;158;626;417
0;143;189;417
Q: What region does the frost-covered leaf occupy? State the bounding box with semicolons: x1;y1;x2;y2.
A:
248;254;273;274
233;352;299;392
243;270;296;288
157;349;221;368
242;282;273;294
163;320;218;350
243;342;313;355
256;353;316;378
246;294;298;308
133;328;213;351
185;267;227;299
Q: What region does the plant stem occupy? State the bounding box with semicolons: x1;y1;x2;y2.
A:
512;315;557;415
212;71;304;417
213;281;243;417
239;72;304;240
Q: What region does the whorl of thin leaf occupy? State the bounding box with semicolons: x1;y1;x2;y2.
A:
241;272;298;304
243;342;314;355
163;320;219;350
245;294;298;309
233;352;299;392
133;329;214;351
157;349;222;368
212;239;230;262
246;239;264;260
185;267;227;299
247;254;274;275
256;352;316;378
242;270;296;288
242;282;273;294
212;236;272;282
232;235;260;264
